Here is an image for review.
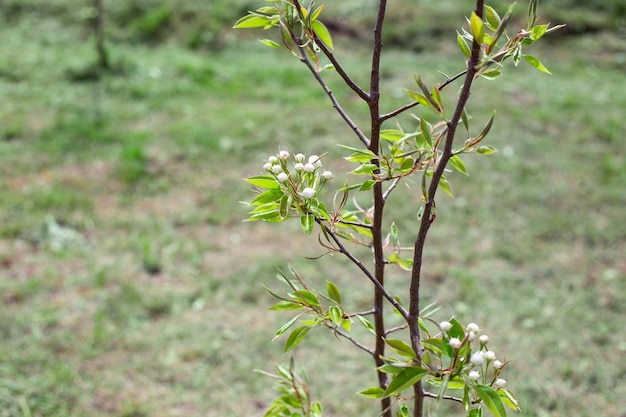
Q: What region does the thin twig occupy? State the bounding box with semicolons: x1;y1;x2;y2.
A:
382;177;402;201
422;390;464;403
384;323;408;336
315;219;409;321
325;322;376;356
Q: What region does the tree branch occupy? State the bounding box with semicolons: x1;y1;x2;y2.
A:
409;2;485;417
324;322;376;356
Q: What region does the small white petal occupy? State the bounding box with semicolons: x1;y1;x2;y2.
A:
469;371;480;381
484;351;496;361
304;163;316;172
467;323;480;333
479;335;489;344
279;150;290;159
495;378;507;388
470;353;485;366
493;360;503;369
271;165;283;174
294;163;305;172
268;156;278;164
277;173;288;183
295;153;305;162
322;170;334;180
263;163;272;171
309;155;322;167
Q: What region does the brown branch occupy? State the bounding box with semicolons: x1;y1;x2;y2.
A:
408;2;485;417
324;322;376;356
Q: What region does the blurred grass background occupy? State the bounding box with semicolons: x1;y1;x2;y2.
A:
0;1;625;416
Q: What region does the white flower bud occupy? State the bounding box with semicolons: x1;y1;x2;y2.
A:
268;156;278;164
440;321;452;331
294;163;304;172
470;352;485;366
279;150;290;160
301;187;316;199
271;165;283;174
304;163;316;172
484;351;496;361
309;155;322;167
277;172;288;183
294;153;305;162
495;378;507;388
493;360;503;369
467;331;476;341
468;371;480;381
467;323;480;333
479;335;489;345
263;162;272;171
449;338;462;349
322;170;334;180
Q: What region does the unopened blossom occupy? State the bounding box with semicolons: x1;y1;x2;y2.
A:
479;335;489;345
449;338;462;349
294;163;304;172
304;163;316;173
440;321;452;331
294;153;305;162
468;371;480;381
309;155;322;167
495;378;507;388
277;172;288;183
271;165;283;174
263;162;272;171
467;331;476;341
301;187;316;199
268;156;278;164
322;170;334;180
467;323;480;333
279;150;290;160
484;351;496;361
470;352;485;366
493;360;503;369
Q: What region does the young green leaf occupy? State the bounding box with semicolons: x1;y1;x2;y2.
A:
301;213;314;234
386;339;417;359
326;281;342;304
470;11;485;44
523;54;552;75
274;314;304;339
449;155;469;176
457;31;471;57
474;384;508;417
484;6;501;31
383;367;428;398
284;326;310;352
246;175;280;189
356;315;375;334
358;386;386;399
259;39;281;48
404;89;431;109
328;305;343;326
233;14;272;29
311;20;333;50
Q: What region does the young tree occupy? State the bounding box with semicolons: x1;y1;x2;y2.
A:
236;1;561;416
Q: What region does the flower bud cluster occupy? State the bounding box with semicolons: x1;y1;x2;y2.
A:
263;150;333;203
438;319;508;390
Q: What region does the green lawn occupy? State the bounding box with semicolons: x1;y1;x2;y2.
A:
1;3;625;417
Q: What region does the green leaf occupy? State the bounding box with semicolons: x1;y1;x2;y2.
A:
448;318;465;339
279;194;290;219
326;281;342;304
246;175;280;189
404;89;431;108
457;31;471;57
449;155;469;176
474;385;507;417
380;129;406;142
470;12;485;44
523;54;552;75
484;6;501;31
311;20;333;50
356;315;375;334
469;408;483;417
386;339;417;359
259;39;281;48
480;69;502;80
233;14;272;29
359;179;377;191
270;300;307;311
328;305;343;326
291;289;319;306
420;118;432;146
499;389;521;412
383;367;428;398
439;175;453;197
358;386;385;399
250;189;284;205
301;214;314;234
350;164;378;175
477;146;497;155
284;326;310;352
274;314;303;338
531;24;549;40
